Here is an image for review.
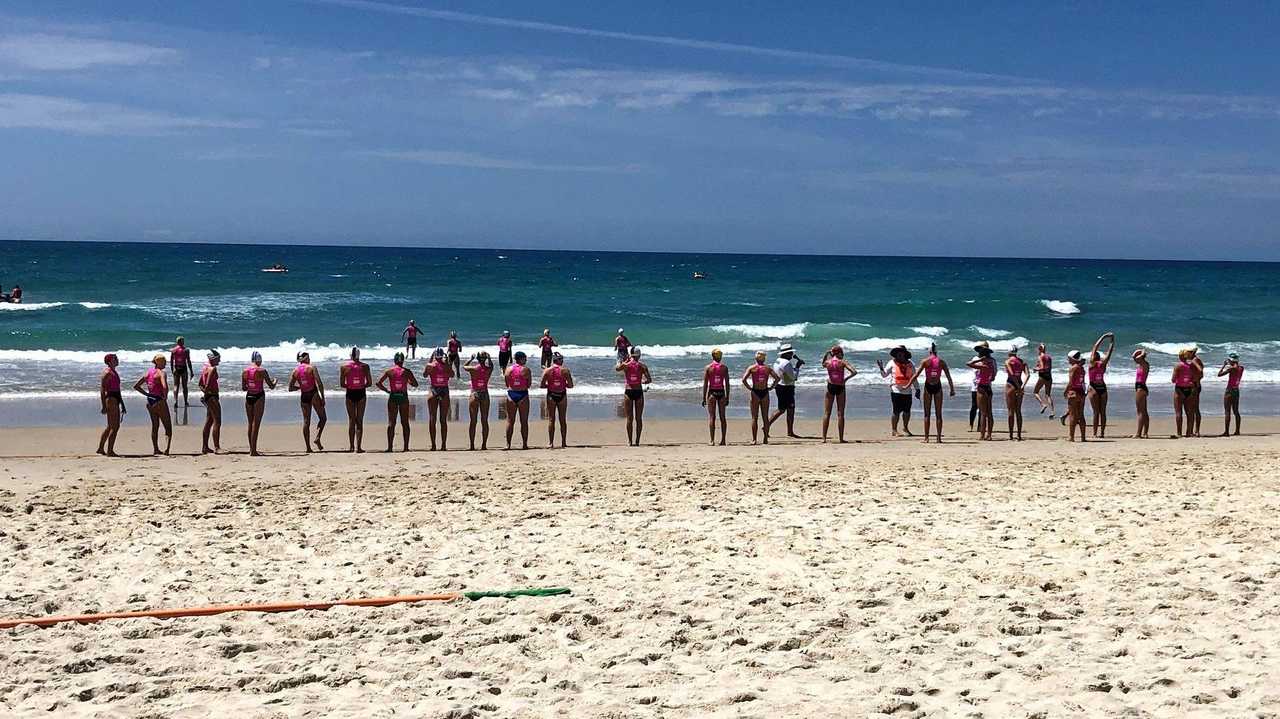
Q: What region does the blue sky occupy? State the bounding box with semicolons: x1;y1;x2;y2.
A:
1;1;1278;259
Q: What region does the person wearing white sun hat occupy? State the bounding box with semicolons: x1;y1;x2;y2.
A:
765;343;805;439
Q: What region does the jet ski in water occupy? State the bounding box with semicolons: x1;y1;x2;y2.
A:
261;264;289;273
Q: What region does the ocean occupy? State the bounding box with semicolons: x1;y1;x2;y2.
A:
2;240;1277;426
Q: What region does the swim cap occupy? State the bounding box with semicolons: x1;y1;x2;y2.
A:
477;350;489;361
103;353;116;365
831;345;844;357
208;350;220;362
1067;350;1082;362
552;352;564;364
433;347;445;358
543;329;550;335
251;351;263;364
350;347;360;360
296;351;305;362
514;351;527;363
1228;352;1240;361
711;348;723;361
153;353;166;364
629;346;641;357
176;336;185;344
503;330;510;336
618;328;625;334
394;351;406;364
1131;349;1144;360
755;351;766;362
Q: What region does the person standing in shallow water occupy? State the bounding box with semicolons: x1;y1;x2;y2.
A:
497;330;513;371
402;320;422;359
539;329;558;369
170;336;192;407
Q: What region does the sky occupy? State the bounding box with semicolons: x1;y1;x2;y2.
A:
1;1;1279;259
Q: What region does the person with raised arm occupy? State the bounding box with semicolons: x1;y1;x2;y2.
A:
1086;332;1116;438
908;343;956;443
765;344;805;439
877;345;919;437
821;346;856;443
463;351;494;450
424;348;452;451
1218;352;1245;436
966;342;996;441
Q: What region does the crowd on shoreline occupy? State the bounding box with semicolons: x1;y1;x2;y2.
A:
91;324;1247;457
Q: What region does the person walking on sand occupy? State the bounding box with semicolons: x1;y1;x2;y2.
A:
199;350;222;454
1132;349;1151;439
538;329;558;368
1219;352;1244;436
376;352;417;452
170;336;193;407
765;344;805;439
821;346;856;443
616;346;652;446
242;351;277;456
741;350;780;445
133;354;172;455
702;348;730;445
1003;347;1031;441
402;320;422;359
446;331;463;380
497;330;513;371
908;343;956;443
97;353;125;456
540;351;574;448
1032;343;1055;417
967;342;996;441
504;351;533;450
1086;332;1116;438
463;351;494;450
614;329;632;362
1063;350;1087;442
339;347;371;453
424;348;452;451
288;351;326;453
876;345;919;437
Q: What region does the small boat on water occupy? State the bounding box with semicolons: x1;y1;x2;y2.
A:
261;264;289;273
691;272;707;280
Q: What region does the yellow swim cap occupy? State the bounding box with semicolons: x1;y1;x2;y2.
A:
711;348;723;360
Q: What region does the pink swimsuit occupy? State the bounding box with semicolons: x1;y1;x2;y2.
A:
470;364;491;391
623;360;644;388
1174;362;1194;388
243;366;264;393
429;362;450;388
104;368;121;393
707;361;725;390
388;366;408;392
1088;362;1106;386
507;366;530;390
344;361;366;389
1135;365;1149;385
498;337;511;352
750;363;769;386
924;355;942;382
201;364;218;392
826;358;846;385
546;366;567;392
296;364;316;392
1227;365;1244;389
145;367;164;396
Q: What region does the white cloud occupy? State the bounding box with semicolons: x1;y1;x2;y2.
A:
356;149;641;173
0;93;254;135
0;33;177;70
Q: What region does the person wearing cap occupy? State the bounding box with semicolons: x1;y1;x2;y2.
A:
765;344;806;439
339;347;372;452
463;351;494;450
966;341;997;441
1085;332;1116;438
876;345;919;437
540;351;574;448
741;350;781;444
402;320;422;359
424;347;452;451
170;336;193;408
497;330;513;371
1171;349;1197;437
199;350;222;454
616;345;652;446
97;353;125;456
614;329;632;363
821;345;857;443
1188;347;1205;437
133;353;172;455
288;351;327;453
701;348;731;445
376;351;418;452
1003;347;1031;441
242;351;277;456
907;342;956;443
1131;349;1151;439
446;331;464;381
1032;343;1056;418
539;329;558;369
504;350;533;449
1063;349;1088;442
1217;352;1245;436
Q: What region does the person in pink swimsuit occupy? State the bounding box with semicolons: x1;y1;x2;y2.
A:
339;347;372;452
288;351;327;453
1086;332;1116;438
132;354;172;455
538;329;558;369
497;331;513;371
1003;347;1031;441
463;351;494;450
97;353;125;456
1188;348;1206;436
1171;349;1196;437
1063;350;1087;442
242;351;277;456
402;320;422;359
701;349;730;446
908;343;956;443
170;336;193;408
504;350;533;450
446;331;463;380
540;352;575;448
1218;352;1245;436
821;346;856;443
1032;343;1056;418
966;342;997;441
1131;349;1151;439
740;351;780;445
376;351;418;452
424;348;452;451
615;346;652;446
199;350;222;454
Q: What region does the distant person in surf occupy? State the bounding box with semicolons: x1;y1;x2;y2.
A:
616;346;652;446
402;320;422;359
766;344;805;439
1131;349;1150;439
242;351;277;456
540;351;574;448
614;329;631;362
1218;352;1244;436
741;350;780;445
199;350;222;454
339;347;372;453
376;351;418;452
1003;347;1031;441
463;351;494;450
133;354;172;456
1172;349;1196;437
288;351;326;453
97;353;125;457
539;329;558;368
1063;350;1088;442
424;348;452;451
821;346;856;443
446;331;463;380
701;348;730;446
967;342;996;441
170;336;193;407
1085;332;1116;438
876;345;919;437
9;285;21;303
908;343;956;443
1032;343;1056;418
497;330;513;371
1188;347;1205;436
504;350;533;450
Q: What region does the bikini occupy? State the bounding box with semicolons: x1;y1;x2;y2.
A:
1088;362;1107;395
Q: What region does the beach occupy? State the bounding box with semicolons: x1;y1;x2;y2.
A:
3;418;1279;717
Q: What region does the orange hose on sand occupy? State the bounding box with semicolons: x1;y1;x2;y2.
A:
0;593;463;629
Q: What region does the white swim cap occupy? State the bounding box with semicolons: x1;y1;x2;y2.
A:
251;351;262;363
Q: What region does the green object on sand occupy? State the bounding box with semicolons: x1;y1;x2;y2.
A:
463;587;571;601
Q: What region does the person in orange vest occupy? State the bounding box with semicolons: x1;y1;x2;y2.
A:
877;345;921;437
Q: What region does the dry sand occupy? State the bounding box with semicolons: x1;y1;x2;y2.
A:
2;418;1279;717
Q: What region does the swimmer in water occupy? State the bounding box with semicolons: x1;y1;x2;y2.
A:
402;320;422;359
1218;352;1244;436
1063;350;1087;442
446;331;463;380
376;351;418;452
242;351;277;456
424;348;452;451
538;329;558;369
614;329;631;363
966;342;997;441
821;346;856;443
339;347;372;452
741;350;780;445
97;353;125;456
133;354;172;455
1085;332;1116;438
497;330;513;371
1188;348;1205;436
199;350;222;454
463;351;494;450
876;345;919;437
504;350;533;450
288;351;327;453
702;348;730;446
540;351;574;448
908;343;957;443
1032;343;1056;417
615;346;652;446
170;336;192;407
1132;349;1150;439
1003;347;1031;441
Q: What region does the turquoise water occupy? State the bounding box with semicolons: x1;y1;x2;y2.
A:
1;240;1277;420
